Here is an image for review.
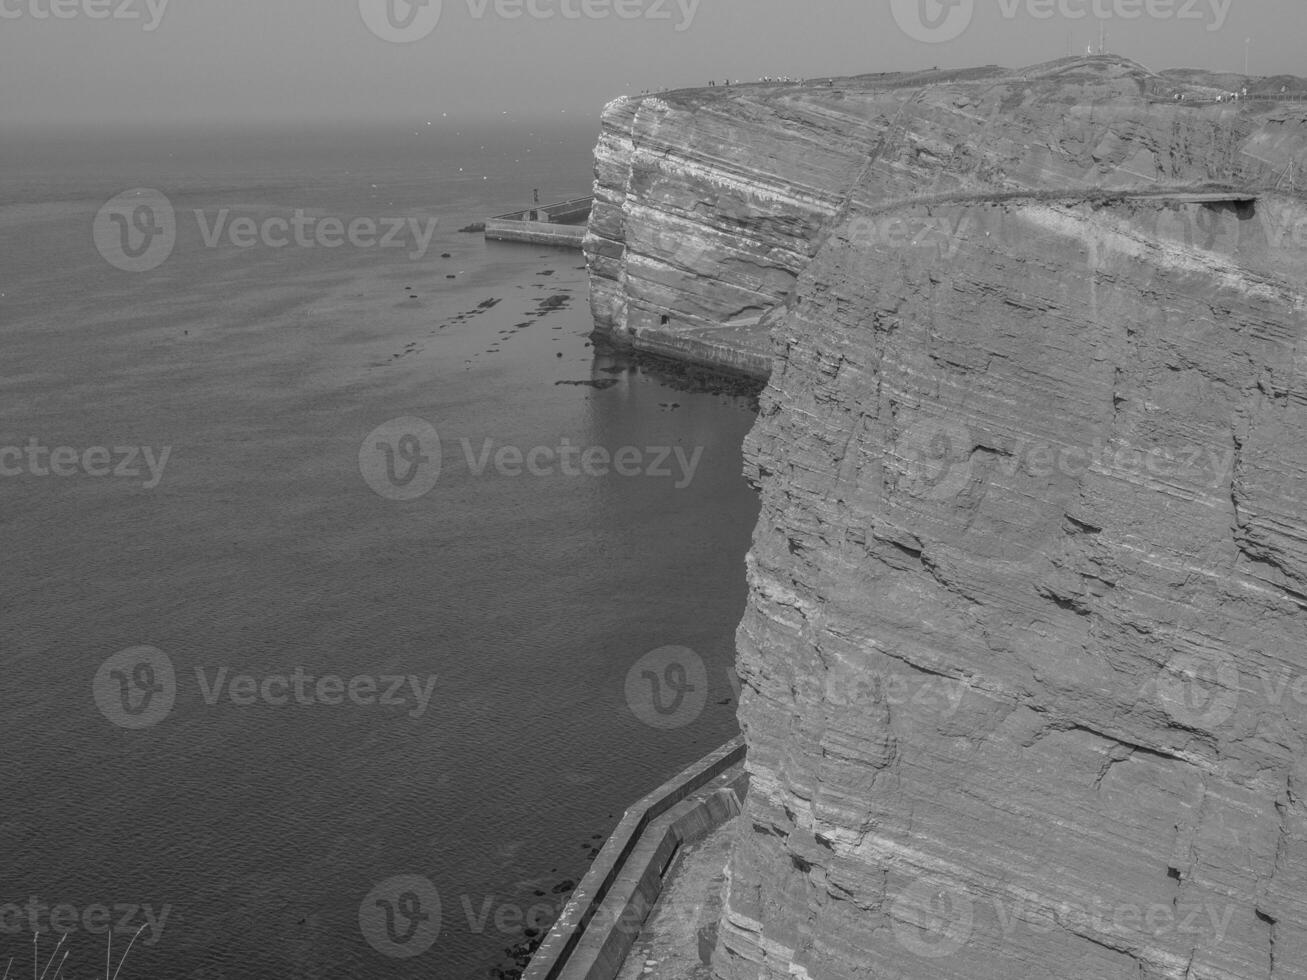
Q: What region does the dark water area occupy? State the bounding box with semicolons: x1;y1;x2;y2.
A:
0;123;760;978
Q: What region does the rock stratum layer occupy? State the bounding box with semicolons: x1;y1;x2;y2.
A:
584;59;1307;978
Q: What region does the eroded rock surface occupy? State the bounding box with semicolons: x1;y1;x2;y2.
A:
586;57;1307;377
587;57;1307;979
720;193;1307;980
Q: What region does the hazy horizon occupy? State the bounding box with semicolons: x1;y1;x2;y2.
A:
1;0;1302;127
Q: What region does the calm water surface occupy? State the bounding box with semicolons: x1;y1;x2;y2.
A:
0;122;759;979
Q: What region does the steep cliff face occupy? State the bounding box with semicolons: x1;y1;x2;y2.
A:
586;82;906;376
719;193;1307;980
585;58;1307;377
587;58;1307;979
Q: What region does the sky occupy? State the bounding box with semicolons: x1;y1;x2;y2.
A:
0;0;1302;126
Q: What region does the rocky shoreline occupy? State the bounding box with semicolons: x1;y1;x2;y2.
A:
588;335;768;411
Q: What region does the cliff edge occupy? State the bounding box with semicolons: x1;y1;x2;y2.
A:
587;58;1307;979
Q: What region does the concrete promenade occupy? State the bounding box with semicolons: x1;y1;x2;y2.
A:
522;737;747;980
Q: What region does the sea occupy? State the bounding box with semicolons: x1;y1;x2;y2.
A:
0;121;760;979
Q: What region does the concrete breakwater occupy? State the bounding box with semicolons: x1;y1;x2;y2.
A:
485;196;593;248
522;737;747;980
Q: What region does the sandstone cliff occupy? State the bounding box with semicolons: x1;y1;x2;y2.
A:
585;58;1307;979
585;58;1307;374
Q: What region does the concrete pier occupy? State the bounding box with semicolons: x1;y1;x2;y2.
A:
485;196;594;249
522;737;747;980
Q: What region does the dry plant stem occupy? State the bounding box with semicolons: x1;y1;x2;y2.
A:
38;934;66;980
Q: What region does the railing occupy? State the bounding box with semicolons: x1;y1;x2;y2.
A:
522;736;747;980
484;196;595;247
490;196;595;224
1147;91;1307;105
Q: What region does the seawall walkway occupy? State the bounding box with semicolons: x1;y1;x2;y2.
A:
522;737;747;980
